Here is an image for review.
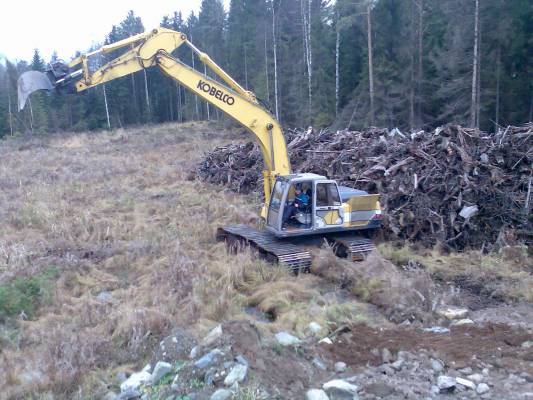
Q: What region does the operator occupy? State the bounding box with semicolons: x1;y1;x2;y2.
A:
283;185;310;225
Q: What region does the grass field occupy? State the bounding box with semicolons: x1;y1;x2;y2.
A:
0;122;530;399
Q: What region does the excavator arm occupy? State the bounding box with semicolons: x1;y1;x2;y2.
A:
18;28;290;216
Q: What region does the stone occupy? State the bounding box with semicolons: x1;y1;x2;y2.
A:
116;371;128;384
437;375;456;393
313;357;327;371
322;379;358;399
467;373;484;383
190;346;199;359
480;153;489;164
335;362;347;373
211;389;233;400
194;349;223;369
431;359;444;373
459;205;478;219
456;377;476;390
423;326;450;334
451;318;475;326
319;337;333;345
120;369;151;394
309;322;323;334
476;383;490;395
381;348;393;364
151;361;172;384
275;331;301;346
235;355;248;366
306;389;330;400
521;341;533;349
365;382;395;397
202;325;223;347
482;368;490;376
224;363;248;386
391;359;404;371
117;388;142;400
103;392;117;400
154;328;196;363
96;291;113;302
436;307;469;320
459;367;473;375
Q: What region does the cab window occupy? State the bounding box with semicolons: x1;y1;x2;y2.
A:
269;180;286;210
316;183;341;207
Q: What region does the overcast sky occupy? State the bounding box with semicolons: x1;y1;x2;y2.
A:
0;0;223;62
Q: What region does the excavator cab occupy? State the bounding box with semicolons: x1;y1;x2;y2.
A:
266;174;382;238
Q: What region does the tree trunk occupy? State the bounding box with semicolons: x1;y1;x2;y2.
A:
301;0;312;121
335;7;340;117
264;21;270;103
143;69;151;116
470;0;480;128
28;97;34;135
191;46;200;120
494;44;501;132
177;83;182;123
417;0;423;128
6;76;14;135
244;45;249;90
476;21;482;128
409;0;416;130
103;84;111;129
367;3;375;126
272;1;280;121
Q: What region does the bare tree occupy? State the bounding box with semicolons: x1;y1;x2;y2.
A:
335;6;340;117
272;0;280;121
143;69;151;115
417;0;424;128
103;84;111;129
470;0;480;128
366;1;375;126
301;0;313;121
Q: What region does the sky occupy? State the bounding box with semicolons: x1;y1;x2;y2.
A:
0;0;220;63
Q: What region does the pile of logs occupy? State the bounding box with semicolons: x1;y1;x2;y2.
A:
197;124;532;250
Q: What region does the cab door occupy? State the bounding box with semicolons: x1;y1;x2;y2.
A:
266;178;287;231
313;180;344;230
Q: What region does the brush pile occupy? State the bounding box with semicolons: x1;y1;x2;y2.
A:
197;124;533;250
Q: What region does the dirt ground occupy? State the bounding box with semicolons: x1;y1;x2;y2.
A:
0;122;531;399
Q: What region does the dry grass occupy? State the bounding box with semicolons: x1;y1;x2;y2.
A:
379;243;533;303
0;122;365;399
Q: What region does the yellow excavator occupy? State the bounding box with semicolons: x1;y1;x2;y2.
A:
18;28;382;270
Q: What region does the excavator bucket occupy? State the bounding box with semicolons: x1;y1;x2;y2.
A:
18;71;54;111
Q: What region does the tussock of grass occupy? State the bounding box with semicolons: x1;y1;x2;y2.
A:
379;243;533;302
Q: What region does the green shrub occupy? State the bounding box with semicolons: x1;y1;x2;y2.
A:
0;266;58;320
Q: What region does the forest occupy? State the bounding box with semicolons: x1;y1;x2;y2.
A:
0;0;531;136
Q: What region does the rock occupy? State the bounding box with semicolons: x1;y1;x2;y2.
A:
476;383;490;395
365;382;395;397
116;371;128;384
381;348;393;364
322;379;358;399
275;331;301;346
431;359;444;373
313;357;327;371
117;388;142;400
459;205;478;219
451;318;474;326
211;389;233;400
480;153;489;164
190;346;199;359
521;341;533;349
319;337;333;345
224;363;248;386
391;359;404;371
467;373;484;383
309;322;323;334
235;355;248;366
194;349;223;369
335;362;347;373
120;369;151;394
96;291;113;302
459;367;473;375
436;307;469;320
423;326;450;334
154;328;196;363
103;392;117;400
306;389;330;400
151;361;172;384
202;324;223;347
456;377;476;390
482;368;490;376
430;385;440;395
437;375;456;393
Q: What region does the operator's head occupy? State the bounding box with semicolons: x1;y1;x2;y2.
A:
295;185;302;194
